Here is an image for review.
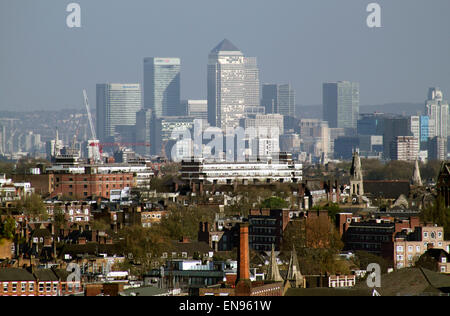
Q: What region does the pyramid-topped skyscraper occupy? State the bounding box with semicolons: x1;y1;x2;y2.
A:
207;39;246;130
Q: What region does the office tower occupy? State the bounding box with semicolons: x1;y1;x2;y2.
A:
245;106;265;116
0;124;6;155
323;81;360;131
240;114;284;135
244;57;260;110
390;136;419;161
357;113;385;136
425;88;449;139
261;84;295;117
186;100;208;122
151;116;196;156
208;39;246;130
144;57;181;117
299;119;330;160
409;115;421;151
428;136;447;161
96;83;142;142
135;108;152;156
261;84;278;114
278;84;296;117
334;136;360;160
329;127;346;155
382;116;411;160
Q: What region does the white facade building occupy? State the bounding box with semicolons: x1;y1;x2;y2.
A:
426;88;449;139
181;153;302;185
207;39;246;130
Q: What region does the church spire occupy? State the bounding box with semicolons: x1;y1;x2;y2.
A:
412;159;422;186
287;245;304;287
267;244;283;282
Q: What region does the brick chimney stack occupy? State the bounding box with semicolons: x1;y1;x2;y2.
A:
235;222;251;295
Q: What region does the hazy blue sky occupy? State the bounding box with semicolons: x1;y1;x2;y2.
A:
1;0;449;111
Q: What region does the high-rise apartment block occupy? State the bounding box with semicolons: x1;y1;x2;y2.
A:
390;136;419;161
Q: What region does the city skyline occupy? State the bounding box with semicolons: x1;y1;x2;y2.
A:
1;0;450;111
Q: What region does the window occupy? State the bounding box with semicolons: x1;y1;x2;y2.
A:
3;282;8;292
442;257;447;263
39;283;44;292
53;282;58;292
438;231;443;238
408;246;413;253
396;246;404;253
46;282;51;292
12;282;17;292
441;266;446;273
416;246;421;252
21;282;26;292
424;232;428;238
29;282;34;292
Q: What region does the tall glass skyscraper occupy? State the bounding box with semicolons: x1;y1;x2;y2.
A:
244;57;260;109
96;83;142;142
261;83;295;117
207;39;246;130
144;57;181;118
425;87;448;139
323;81;359;130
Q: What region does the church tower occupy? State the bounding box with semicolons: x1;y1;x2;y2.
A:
350;151;364;196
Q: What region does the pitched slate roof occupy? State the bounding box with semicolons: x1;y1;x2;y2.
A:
170;241;214;257
33;268;59;281
0;268;35;281
363;180;410;199
354;267;450;296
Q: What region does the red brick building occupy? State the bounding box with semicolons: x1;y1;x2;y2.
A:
51;173;135;199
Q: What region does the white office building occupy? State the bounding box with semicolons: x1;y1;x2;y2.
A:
207;39;246;130
425;88;449;139
181;153;302;185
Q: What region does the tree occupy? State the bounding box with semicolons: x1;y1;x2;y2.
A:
16;194;48;220
281;214;345;275
118;224;171;274
353;250;390;274
261;196;289;210
0;217;16;241
420;197;450;239
159;203;216;241
52;205;67;229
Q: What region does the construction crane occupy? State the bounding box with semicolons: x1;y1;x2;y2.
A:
83;89;102;163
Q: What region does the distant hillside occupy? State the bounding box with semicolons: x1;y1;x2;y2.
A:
296;102;424;120
360;103;424;116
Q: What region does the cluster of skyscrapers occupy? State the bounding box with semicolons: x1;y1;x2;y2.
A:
94;39;449;163
95;39;296;161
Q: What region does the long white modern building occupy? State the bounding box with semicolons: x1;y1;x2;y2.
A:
181;153;302;185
